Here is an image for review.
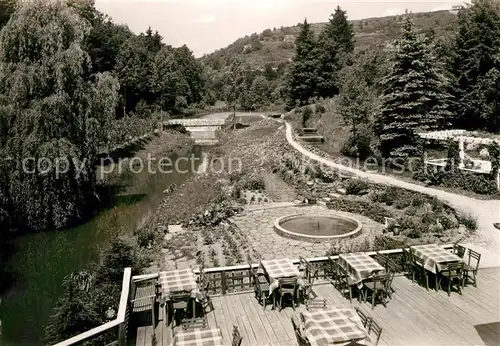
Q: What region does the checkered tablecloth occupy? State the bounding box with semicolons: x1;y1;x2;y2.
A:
174;328;223;346
258;258;304;294
410;244;461;274
302;307;369;346
338;252;385;287
159;268;203;301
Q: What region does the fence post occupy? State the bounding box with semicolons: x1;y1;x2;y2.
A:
221;272;227;295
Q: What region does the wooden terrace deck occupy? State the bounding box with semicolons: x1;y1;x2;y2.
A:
134;267;500;346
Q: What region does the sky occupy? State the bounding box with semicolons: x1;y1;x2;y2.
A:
95;0;464;57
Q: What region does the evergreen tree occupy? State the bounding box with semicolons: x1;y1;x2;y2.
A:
453;0;500;129
378;14;454;158
314;6;354;99
0;0;119;230
287;19;320;108
324;6;355;54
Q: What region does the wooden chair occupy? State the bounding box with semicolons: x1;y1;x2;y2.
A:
181;317;207;330
326;257;337;284
401;248;413;277
169;291;190;326
412;256;430;290
463;248;481;287
130;278;157;326
439;262;464;296
375;252;398;273
362;273;393;309
305;299;327;311
199;274;214;314
291;317;311;346
232;325;243;346
355;307;372;328
453;243;466;258
337;264;358;303
277;277;298;311
367;318;383;346
302;266;319;303
249;266;271;310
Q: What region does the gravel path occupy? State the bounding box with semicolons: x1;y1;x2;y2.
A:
283;121;500;254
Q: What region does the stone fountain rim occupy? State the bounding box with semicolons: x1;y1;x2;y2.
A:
274;212;362;242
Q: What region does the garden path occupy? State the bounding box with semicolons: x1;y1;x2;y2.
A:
283;121;500;261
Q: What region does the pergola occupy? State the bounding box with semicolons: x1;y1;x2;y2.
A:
417;130;500;188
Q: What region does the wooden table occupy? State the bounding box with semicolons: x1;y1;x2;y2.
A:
338;252;385;288
302;306;369;345
174;328;223;346
159;269;202;326
410;244;462;290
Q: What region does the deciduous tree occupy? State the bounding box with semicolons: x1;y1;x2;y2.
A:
0;0;119;230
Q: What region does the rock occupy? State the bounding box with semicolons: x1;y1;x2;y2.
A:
157;225;168;233
479;148;490;159
336;188;347;195
307;181;315;186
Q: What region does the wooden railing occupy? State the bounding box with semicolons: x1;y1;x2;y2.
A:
184;245;454;296
53;268;131;346
55;245;454;344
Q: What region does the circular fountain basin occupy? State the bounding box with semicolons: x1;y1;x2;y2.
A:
274;213;362;242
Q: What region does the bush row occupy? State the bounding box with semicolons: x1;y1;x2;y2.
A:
326;199;393;224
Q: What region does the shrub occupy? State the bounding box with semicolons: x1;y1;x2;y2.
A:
421;212;437;226
394;198;411;209
431;197;444;212
240;175;266;191
438;215;455;230
405;206;418;216
326;199;392;224
135;227;156;248
377;186;400;206
411;195;426;207
460;213;478;231
345;179;369;195
341;132;373;159
302;106;313;127
414;164;498;195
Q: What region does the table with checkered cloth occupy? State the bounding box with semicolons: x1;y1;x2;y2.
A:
174;328;223;346
158;268;203;301
302;306;369;346
410;244;461;274
258;258;305;295
338;252;385;288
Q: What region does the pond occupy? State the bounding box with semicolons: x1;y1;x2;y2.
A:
0;145;203;345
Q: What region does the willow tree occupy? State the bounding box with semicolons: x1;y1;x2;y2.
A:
0;0;119;231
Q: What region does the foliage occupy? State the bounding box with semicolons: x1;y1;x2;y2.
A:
377;14;454;158
45;237;146;344
453;0;500;130
446;139;461;170
302;106;313;127
345;179;369;195
414;162;498;195
459;213;478;231
286;19;320;108
326;198;393;224
0;1;119;230
338;67;378;139
187;200;242;229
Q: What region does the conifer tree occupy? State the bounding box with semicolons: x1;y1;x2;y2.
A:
315;6;354;99
378;14;454;158
286;19;320;108
453;0;500;129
